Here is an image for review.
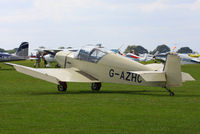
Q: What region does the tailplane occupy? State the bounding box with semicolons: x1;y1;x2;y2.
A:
15;42;29;58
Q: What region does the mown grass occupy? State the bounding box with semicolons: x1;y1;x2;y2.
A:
0;60;200;134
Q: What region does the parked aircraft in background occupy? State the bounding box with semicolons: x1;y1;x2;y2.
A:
43;54;57;67
126;53;150;62
155;52;200;64
154;53;168;62
188;53;200;58
28;53;37;60
111;49;151;62
32;47;78;67
179;54;200;64
0;42;29;62
126;52;140;61
6;45;194;96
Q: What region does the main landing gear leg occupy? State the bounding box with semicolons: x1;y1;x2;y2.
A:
58;82;67;92
164;87;175;96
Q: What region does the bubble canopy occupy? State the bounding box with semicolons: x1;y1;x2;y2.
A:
74;45;109;63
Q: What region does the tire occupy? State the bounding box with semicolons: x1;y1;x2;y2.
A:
170;92;174;96
55;64;61;68
91;82;101;91
58;82;67;92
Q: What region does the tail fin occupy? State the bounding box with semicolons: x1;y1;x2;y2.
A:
164;54;182;87
15;42;29;58
164;54;195;87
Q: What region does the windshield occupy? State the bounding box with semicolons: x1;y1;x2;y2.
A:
75;45;108;63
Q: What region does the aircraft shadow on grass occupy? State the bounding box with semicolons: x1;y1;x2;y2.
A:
0;68;14;71
29;89;200;97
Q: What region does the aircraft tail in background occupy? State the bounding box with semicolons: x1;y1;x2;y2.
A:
0;42;29;62
15;42;29;58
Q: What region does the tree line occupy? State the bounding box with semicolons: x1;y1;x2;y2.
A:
0;44;195;54
0;48;18;54
124;44;194;55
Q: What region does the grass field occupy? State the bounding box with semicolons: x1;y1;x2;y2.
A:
0;60;200;134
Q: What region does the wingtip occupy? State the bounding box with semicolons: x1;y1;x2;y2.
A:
4;62;14;66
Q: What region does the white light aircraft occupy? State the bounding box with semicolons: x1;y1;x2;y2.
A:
34;47;78;67
126;53;149;62
155;53;200;64
6;45;195;96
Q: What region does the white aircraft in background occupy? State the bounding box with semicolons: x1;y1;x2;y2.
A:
6;45;194;96
155;52;200;64
126;53;149;62
154;46;200;64
32;47;78;67
178;54;200;64
43;54;57;67
33;48;62;67
111;49;151;62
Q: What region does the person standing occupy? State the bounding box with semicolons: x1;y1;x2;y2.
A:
34;51;41;68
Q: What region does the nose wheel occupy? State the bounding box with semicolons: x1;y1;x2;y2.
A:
58;82;67;92
91;82;102;91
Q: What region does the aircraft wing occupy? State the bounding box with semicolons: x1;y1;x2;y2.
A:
5;63;99;84
191;58;200;63
181;72;195;82
43;50;60;56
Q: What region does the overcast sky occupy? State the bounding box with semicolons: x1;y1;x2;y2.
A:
0;0;200;52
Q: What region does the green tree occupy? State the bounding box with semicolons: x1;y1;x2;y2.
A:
6;48;18;54
39;46;45;49
152;44;170;54
124;45;148;55
58;46;65;49
0;48;5;52
177;47;193;53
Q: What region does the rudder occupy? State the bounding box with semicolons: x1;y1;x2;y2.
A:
15;42;29;58
164;54;182;87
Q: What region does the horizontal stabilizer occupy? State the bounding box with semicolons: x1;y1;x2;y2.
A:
5;63;99;84
182;72;195;82
129;71;166;82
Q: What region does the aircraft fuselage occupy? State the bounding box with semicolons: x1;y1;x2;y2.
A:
55;51;166;87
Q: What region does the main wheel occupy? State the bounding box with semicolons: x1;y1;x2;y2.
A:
57;82;67;92
170;92;174;96
91;82;101;91
55;64;60;68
